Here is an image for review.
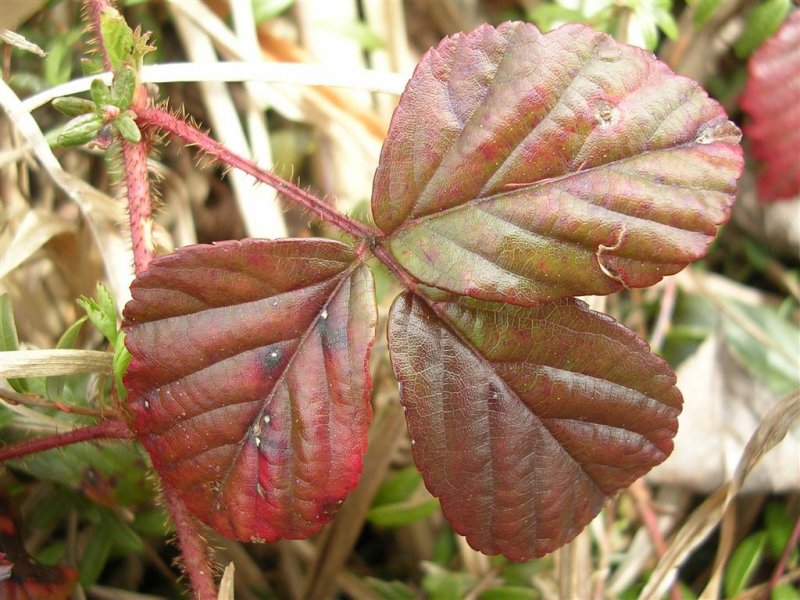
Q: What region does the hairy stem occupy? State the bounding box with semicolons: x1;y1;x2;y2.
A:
84;0;114;72
121;136;156;274
137;106;378;241
161;490;218;600
0;419;134;462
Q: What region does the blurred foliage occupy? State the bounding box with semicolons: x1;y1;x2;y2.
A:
1;0;797;597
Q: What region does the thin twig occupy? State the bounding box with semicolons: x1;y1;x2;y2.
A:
0;388;122;420
628;480;683;600
0;419;134;462
650;277;679;352
137;105;379;241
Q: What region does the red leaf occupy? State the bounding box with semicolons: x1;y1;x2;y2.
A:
123;239;376;542
0;493;78;600
740;11;800;202
388;292;681;560
373;22;743;305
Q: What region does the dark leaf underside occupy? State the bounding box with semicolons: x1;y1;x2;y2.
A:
123;239;376;542
388;292;681;560
373;21;743;305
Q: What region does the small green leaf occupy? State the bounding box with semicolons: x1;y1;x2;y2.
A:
724;531;768;598
99;510;143;554
28;488;77;530
721;301;800;395
372;466;424;506
693;0;724;27
90;78;113;107
77;284;118;345
367;497;439;528
773;584;800;600
480;586;538;600
35;541;67;566
527;4;584;31
113;332;131;402
0;293;28;393
654;6;679;40
100;8;136;70
734;0;791;58
0;293;21;352
78;526;113;586
252;0;295;23
57;114;103;147
320;19;385;51
132;507;171;537
422;563;477;600
765;502;796;560
52;97;97;117
363;577;417;600
432;525;457;566
113;114;141;143
46;317;87;401
111;66;136;110
44;28;85;86
636;10;660;51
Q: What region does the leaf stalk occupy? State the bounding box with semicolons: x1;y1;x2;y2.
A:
136;106;380;242
0;419;134;462
161;489;218;600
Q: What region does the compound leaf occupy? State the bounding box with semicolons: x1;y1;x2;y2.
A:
740;11;800;202
373;22;742;305
387;291;681;560
123;239;376;542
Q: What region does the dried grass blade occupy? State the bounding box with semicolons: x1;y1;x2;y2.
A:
640;390;800;599
0;349;113;377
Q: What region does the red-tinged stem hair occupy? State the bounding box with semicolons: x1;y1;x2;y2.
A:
84;0;115;72
162;490;218;600
121;134;156;274
0;419;134;463
137;105;380;242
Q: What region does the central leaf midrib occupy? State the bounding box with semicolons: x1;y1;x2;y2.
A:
388;135;729;240
217;262;364;535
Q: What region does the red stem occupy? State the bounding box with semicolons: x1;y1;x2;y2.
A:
84;0;114;72
0;419;134;462
161;490;218;600
137;106;378;242
121;136;155;274
373;242;418;293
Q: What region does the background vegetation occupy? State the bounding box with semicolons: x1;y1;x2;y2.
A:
0;0;798;598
